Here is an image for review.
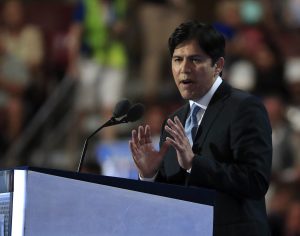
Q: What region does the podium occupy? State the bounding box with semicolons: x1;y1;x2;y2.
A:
0;167;215;236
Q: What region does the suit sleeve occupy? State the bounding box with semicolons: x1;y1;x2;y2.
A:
188;97;272;200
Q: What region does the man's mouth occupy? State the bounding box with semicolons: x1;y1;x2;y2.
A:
181;79;193;85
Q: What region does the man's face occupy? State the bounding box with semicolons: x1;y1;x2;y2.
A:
172;39;220;101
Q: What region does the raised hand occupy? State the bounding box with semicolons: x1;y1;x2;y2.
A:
129;125;170;178
165;116;195;170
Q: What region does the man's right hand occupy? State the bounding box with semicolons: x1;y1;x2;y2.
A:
129;125;170;178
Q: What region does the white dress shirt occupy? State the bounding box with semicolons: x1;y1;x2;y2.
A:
188;76;222;145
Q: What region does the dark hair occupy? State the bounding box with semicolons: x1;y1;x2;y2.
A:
168;21;225;65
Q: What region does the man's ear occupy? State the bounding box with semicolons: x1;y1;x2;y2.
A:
214;57;225;76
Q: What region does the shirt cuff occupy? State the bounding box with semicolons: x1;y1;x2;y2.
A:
139;172;158;182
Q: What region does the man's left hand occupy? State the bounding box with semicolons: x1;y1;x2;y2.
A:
165;116;194;170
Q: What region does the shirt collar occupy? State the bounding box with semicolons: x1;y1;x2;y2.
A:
189;76;223;110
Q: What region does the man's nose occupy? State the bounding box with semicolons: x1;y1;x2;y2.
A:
181;59;192;73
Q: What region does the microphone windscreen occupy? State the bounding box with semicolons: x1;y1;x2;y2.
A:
113;99;131;118
127;103;145;122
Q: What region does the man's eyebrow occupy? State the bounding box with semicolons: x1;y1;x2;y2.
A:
172;54;205;58
188;55;206;58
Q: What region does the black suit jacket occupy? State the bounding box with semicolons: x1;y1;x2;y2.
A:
156;81;272;236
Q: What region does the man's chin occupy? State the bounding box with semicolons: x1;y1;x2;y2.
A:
181;92;196;100
181;93;195;101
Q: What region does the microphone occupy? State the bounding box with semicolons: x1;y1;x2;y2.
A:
120;103;145;122
77;100;144;173
112;99;131;118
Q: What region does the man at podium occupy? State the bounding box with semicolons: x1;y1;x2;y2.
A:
129;21;272;236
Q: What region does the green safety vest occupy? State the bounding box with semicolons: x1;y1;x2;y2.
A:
83;0;127;68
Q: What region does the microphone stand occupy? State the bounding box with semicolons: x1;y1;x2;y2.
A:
76;102;144;173
77;117;128;173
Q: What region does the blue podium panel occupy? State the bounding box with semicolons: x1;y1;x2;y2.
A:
7;168;215;236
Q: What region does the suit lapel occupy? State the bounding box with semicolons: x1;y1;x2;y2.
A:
193;81;231;152
163;81;231;177
177;103;190;126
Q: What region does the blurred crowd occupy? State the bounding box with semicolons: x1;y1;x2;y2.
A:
0;0;300;235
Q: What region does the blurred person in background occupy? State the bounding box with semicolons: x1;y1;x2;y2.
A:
284;58;300;181
267;182;297;236
263;94;297;236
263;95;295;179
284;0;300;29
284;196;300;236
250;37;287;98
137;0;188;99
216;0;288;99
227;26;288;98
67;0;128;141
213;0;242;42
285;58;300;107
0;0;44;153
